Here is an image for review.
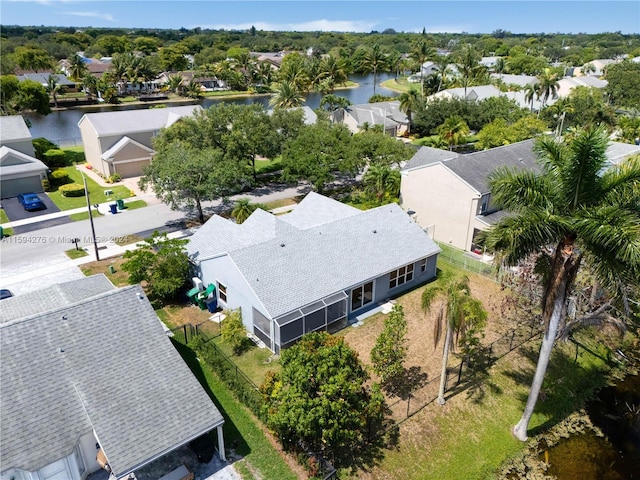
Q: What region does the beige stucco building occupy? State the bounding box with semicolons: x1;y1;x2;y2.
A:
78;105;202;178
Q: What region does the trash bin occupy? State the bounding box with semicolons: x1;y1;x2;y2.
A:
108;265;116;274
116;199;125;210
0;226;3;238
109;204;117;214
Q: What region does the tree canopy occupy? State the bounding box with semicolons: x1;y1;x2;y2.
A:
260;331;388;467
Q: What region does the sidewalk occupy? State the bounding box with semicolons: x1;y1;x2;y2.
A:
0;196;149;230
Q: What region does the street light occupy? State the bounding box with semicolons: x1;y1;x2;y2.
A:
81;173;100;261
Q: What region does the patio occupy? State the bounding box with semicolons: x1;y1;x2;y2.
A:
87;443;239;480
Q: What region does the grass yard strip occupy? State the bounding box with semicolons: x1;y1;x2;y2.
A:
48;166;132;210
122;199;147;210
80;256;130;286
255;157;282;175
69;210;103;221
0;209;9;223
211;335;280;386
65;248;88;259
172;341;298;480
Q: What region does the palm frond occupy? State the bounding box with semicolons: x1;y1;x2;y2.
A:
489;168;556;212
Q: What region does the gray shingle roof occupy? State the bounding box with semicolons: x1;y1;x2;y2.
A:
0;274;115;323
0;146;48;176
605;142;640;166
1;285;223;477
79;105;202;137
347;101;408;128
0;116;32;144
403;140;540;194
403;146;459;170
189;194;440;320
279;191;361;229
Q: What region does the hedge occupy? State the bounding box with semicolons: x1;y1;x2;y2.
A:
59;183;85;197
43;149;68;168
50;169;71;186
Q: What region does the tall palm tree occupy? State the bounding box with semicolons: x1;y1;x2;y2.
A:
484;126;640;441
319;94;351;122
536;68;560;108
269;81;304;108
524;82;539;112
410;40;436;98
422;273;487;405
167;74;184;95
359;44;387;97
317;54;348;92
437;115;470;151
399;88;422;134
432;54;452;93
455;44;482;100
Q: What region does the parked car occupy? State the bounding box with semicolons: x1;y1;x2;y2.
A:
17;193;46;211
1;289;13;300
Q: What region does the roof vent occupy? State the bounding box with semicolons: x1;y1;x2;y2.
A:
373;230;377;234
280;243;285;247
137;292;144;300
59;348;65;353
61;315;67;320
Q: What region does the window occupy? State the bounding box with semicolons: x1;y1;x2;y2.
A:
351;281;374;311
420;258;427;272
74;443;85;476
389;263;414;289
218;282;227;302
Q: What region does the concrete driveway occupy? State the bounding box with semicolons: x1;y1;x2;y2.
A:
2;193;60;222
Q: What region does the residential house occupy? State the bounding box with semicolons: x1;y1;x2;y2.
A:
576;59;617;77
186;192;440;353
16;72;77;91
267;106;317;125
59;55;112;80
400;139;640;252
0;115;48;198
337;100;408;136
0;278;226;480
78;105;202;178
554;76;608;99
490;73;538;89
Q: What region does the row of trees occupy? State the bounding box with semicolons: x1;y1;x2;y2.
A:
139;103;415;223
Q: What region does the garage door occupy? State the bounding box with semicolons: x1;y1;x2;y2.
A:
114;160;150;178
1;175;43;199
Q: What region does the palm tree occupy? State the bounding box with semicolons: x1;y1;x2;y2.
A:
422;273;487;405
360;44;387;97
167;74;184;95
437;115;470;151
269;81;305;108
410;39;436;98
524;82;539;112
455;44;482;100
536;68;560;108
399;88;422;134
184;79;203;99
319;94;351;122
317;54;348;92
45;74;62;108
483;126;640;441
231;198;262;224
362;164;401;202
433;54;452;93
68;54;88;82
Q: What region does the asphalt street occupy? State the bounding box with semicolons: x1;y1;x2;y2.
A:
0;181;310;294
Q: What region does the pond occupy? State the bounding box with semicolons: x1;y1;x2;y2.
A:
23;72;400;146
543;371;640;480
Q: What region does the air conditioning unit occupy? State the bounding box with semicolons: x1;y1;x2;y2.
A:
192;277;204;291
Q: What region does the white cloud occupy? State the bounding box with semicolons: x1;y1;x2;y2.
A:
200;19;378;33
64;11;115;22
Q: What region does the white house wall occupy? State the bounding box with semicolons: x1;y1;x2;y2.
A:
401;163;481;250
198;255;270;331
78;120;104;176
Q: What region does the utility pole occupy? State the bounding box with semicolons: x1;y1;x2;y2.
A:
82;173;100;261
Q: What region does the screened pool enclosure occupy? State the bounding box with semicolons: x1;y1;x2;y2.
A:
253;292;348;353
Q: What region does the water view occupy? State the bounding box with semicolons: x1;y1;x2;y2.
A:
24;72;399;146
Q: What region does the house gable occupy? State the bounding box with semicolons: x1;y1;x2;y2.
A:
0;146;48;178
100;136;155;162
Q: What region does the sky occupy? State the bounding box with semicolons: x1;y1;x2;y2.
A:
1;0;639;34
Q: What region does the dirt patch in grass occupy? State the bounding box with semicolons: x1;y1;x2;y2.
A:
158;303;214;329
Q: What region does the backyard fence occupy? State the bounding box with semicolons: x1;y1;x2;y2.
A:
436;241;502;280
386;322;541;425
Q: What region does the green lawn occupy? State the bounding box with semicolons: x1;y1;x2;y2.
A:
211;335;280;386
0;210;14;236
172;341;298;479
255;157;282;175
48;166;132;210
69;209;103;221
380;77;415;93
65;248;89;259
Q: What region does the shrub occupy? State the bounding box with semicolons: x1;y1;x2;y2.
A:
107;173;122;183
50;169;71;186
43;149;68;168
59;183;85;197
41;178;51;192
221;309;252;355
33;137;58;160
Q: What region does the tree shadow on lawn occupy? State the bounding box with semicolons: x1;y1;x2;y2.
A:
171;339;251;458
444;347;504;405
502;341;613;437
382;365;428;400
